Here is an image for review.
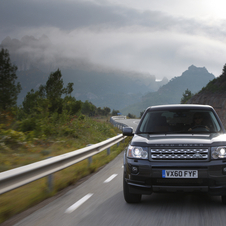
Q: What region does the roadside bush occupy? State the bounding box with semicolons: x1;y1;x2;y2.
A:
0;126;28;152
19;117;38;132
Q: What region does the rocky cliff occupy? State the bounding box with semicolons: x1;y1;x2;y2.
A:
187;92;226;127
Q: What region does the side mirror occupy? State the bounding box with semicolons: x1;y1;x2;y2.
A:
123;127;134;136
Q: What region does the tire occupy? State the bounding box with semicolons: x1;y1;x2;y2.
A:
123;176;142;203
222;195;226;205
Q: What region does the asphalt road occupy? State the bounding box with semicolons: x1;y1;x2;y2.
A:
117;118;140;131
7;118;226;226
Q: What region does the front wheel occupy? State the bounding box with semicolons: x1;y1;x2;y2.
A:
123;177;142;203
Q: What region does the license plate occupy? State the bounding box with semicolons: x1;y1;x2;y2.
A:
162;170;198;178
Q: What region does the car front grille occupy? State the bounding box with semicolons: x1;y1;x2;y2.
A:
150;147;209;160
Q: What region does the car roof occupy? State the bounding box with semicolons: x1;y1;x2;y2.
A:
146;104;213;111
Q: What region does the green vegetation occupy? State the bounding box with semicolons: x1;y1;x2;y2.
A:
111;109;120;116
0;114;123;171
200;64;226;93
0;48;128;223
0;48;123;172
181;89;194;104
127;113;137;119
0;48;21;110
0;48;121;155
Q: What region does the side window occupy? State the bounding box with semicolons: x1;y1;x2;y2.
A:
209;112;221;132
139;112;151;132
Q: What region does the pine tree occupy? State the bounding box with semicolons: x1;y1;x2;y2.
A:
181;89;194;104
0;48;21;110
22;69;76;115
39;69;73;113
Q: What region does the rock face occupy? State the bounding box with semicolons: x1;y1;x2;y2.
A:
187;92;226;127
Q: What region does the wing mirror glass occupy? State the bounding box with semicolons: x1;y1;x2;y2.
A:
123;127;134;136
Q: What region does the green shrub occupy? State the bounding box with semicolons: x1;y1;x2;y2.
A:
19;117;38;132
0;126;26;149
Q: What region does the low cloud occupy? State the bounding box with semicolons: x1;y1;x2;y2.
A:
1;0;226;79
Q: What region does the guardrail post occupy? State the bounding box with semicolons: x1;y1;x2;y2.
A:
88;156;92;166
106;138;110;155
47;173;53;192
107;147;110;155
117;134;121;147
87;144;93;166
46;157;53;192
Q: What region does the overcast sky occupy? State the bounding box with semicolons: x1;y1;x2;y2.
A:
1;0;226;80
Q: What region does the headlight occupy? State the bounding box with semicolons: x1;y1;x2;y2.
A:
211;146;226;159
127;145;148;159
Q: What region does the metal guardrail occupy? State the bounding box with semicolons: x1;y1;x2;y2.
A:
111;116;127;120
110;116;128;131
0;134;126;195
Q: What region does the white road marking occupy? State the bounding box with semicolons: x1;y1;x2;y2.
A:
103;174;118;183
65;193;93;214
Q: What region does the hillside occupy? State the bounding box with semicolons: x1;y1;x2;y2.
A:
187;64;226;126
0;36;168;110
121;65;215;116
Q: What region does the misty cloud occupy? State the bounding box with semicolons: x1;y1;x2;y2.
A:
1;0;226;38
1;0;226;79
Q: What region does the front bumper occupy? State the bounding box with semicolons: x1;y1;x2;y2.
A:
124;157;226;196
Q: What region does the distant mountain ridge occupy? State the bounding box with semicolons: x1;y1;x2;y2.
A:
121;65;215;116
0;35;168;110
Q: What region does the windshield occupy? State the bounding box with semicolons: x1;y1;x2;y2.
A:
137;109;222;134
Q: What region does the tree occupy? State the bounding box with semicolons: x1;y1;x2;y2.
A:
140;111;145;118
103;107;111;116
222;63;226;77
22;69;76;116
181;89;194;104
22;89;40;115
63;96;82;115
112;109;120;116
127;113;136;118
81;101;96;116
0;48;21;110
38;69;73;113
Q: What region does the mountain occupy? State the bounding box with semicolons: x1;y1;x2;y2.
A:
0;36;168;110
187;64;226;126
121;65;215;116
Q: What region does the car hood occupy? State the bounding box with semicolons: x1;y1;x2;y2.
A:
131;133;226;146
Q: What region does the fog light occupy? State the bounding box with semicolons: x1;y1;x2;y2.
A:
223;167;226;175
131;166;139;174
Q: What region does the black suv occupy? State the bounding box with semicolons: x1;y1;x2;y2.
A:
123;104;226;204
